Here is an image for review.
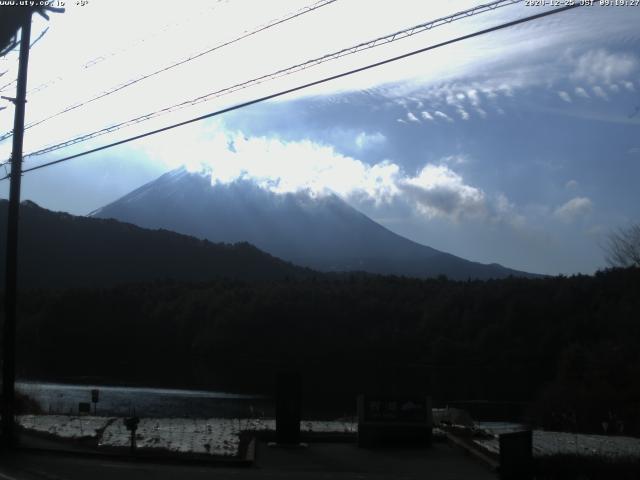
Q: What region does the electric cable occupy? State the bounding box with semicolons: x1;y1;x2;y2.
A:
0;0;338;141
0;4;582;182
12;0;523;156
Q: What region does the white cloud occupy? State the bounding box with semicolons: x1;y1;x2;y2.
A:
134;122;525;225
441;155;469;165
354;131;386;150
592;85;608;100
216;136;400;200
434;111;453;122
498;84;514;97
565;179;579;189
483;88;498;100
572;49;639;85
554;196;592;221
467;89;481;107
574;86;590;99
420;111;434;121
445;93;458;106
456;107;470;120
374;69;540;124
494;193;525;228
134;125;519;225
135;127;397;202
399;164;486;220
367;45;639;132
407;111;420;123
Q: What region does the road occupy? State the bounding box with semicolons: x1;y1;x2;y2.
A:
0;441;497;480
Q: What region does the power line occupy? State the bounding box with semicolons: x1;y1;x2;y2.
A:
0;0;338;143
14;0;524;158
0;4;582;182
0;78;15;93
78;1;225;70
2;1;227;97
0;25;50;94
29;26;48;48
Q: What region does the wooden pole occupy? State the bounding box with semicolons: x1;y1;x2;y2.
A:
2;10;32;449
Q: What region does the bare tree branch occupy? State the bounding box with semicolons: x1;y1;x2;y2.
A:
604;224;640;268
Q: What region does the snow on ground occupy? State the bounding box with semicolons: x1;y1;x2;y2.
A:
474;430;640;459
20;415;639;460
18;415;110;439
99;418;244;456
18;415;357;457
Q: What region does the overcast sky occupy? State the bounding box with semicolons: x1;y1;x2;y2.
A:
1;0;639;275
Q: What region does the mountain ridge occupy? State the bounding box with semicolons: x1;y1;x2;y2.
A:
0;199;311;288
91;168;539;280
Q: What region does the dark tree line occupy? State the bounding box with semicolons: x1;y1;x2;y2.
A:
4;267;640;432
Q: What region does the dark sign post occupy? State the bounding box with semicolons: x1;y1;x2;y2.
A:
91;389;99;415
124;417;140;454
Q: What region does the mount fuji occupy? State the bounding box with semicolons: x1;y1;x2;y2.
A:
91;168;537;280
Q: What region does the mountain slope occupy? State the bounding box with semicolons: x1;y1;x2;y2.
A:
91;168;537;280
0;199;309;288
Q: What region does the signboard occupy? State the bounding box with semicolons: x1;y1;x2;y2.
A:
78;402;91;415
124;417;140;452
357;395;433;447
363;398;428;423
124;417;140;431
499;430;533;480
91;389;99;403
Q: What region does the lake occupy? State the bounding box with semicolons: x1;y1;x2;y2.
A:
17;381;273;418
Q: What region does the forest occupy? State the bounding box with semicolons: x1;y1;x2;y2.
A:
5;266;640;433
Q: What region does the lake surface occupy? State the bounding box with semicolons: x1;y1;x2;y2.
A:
17;381;273;418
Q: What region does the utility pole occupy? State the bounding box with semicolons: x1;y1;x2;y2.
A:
2;10;32;449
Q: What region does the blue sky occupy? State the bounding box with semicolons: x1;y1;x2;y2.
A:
1;1;639;275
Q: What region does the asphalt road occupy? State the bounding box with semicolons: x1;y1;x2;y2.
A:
0;441;497;480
